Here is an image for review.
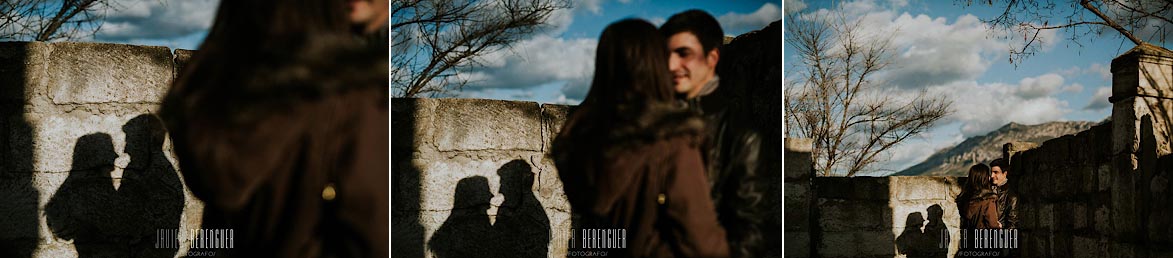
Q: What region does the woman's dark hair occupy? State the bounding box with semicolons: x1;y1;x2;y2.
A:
552;19;702;158
958;164;993;201
162;0;382;126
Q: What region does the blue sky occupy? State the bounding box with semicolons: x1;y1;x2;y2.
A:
449;0;784;104
77;0;218;50
785;0;1172;175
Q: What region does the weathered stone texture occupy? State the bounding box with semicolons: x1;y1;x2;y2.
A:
45;43;173;105
0;42;204;258
431;98;543;152
393;98;577;258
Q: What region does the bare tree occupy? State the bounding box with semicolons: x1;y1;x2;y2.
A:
391;0;570;97
964;0;1173;65
785;11;953;177
1;0;113;42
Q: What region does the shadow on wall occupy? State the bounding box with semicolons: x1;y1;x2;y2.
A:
390;98;424;257
429;159;551;258
896;204;950;258
0;42;37;258
44;114;184;258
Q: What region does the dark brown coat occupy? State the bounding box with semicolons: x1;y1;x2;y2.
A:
959;190;1002;229
161;39;388;258
554;127;730;257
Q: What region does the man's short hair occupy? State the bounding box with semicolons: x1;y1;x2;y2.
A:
990;158;1009;172
660;9;724;54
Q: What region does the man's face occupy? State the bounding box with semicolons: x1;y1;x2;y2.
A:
347;0;389;33
667;32;718;98
991;166;1008;186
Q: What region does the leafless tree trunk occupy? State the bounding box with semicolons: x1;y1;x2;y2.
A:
964;0;1173;65
786;12;953;177
391;0;570;97
1;0;111;42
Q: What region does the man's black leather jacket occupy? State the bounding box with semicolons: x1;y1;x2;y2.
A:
994;184;1019;229
686;82;764;258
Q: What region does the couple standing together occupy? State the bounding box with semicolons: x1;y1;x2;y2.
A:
551;9;762;258
956;158;1019;256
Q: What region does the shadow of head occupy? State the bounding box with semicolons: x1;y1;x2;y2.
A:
905;212;925;231
72;133;118;177
121;114;166;162
927;204;944;222
497;159;535;199
453;176;492;212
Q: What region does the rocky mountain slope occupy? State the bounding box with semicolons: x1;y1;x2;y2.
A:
893;121;1099;176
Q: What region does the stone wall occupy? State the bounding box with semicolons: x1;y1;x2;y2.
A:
1000;43;1173;258
784;138;814;257
390;98;574;258
785;44;1173;258
0;42;203;258
391;97;784;258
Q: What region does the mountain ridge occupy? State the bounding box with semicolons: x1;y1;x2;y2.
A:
893;120;1100;176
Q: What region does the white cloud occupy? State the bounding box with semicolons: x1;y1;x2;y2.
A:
932;81;1072;137
1089;63;1112;80
881;14;1005;88
796;1;1061;90
575;0;605;15
458;35;597;99
718;3;783;33
649;17;666;27
1015;73;1066;99
1084;86;1113;110
95;0;218;41
785;0;808;14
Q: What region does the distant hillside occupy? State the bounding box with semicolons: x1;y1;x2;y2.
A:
893;121;1099;176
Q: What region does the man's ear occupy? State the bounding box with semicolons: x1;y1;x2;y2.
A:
706;48;720;68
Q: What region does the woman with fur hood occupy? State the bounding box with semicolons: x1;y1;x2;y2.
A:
159;0;387;257
550;19;730;258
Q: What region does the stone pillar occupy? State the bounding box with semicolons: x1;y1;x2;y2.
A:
1109;43;1173;243
784;138;814;258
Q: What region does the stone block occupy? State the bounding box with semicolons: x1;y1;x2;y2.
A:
1073;203;1088;231
814;177;890;201
817;231;896;257
785;138;814;180
45;42;174;105
0;172;39;241
890;176;949;200
816;198;890;232
173;49;195;75
540;104;572;152
1109;242;1136;258
1039;204;1055;231
1072;236;1101;258
1080;165;1096;194
431;99;543;152
391;98;438;152
784;232;810;258
1098;163;1113;191
1093;123;1113;162
1094;204;1111;234
784;182;810;231
1110;168;1139;240
0;42;51;103
1112;99;1142;157
1073;130;1096;166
